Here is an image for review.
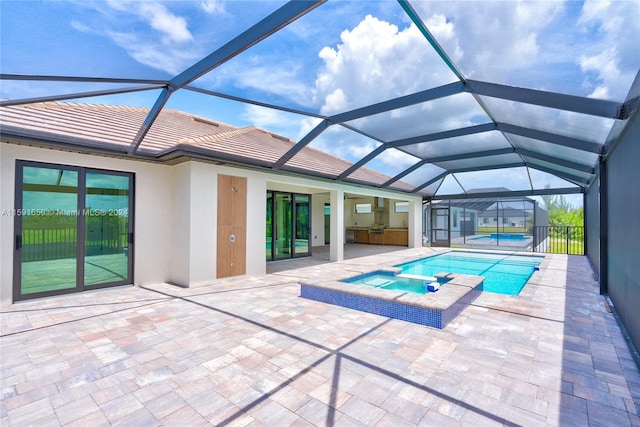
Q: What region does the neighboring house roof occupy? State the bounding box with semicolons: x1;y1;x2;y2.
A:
478;207;532;217
430;188;539;212
0;101;416;193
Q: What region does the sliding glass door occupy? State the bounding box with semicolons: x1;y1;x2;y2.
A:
274;193;293;260
17;164;80;295
14;161;134;301
266;191;311;261
84;171;132;287
294;195;310;257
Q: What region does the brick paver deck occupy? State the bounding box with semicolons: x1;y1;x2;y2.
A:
2;248;639;426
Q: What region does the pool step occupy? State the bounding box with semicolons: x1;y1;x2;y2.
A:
363;278;394;287
396;273;437;282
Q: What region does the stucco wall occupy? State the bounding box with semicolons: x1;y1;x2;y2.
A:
193;162;268;281
0;144;174;303
388;198;409;229
1;142;423;302
311;193;330;247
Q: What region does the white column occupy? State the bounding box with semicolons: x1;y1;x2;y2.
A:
330;189;344;262
170;162;192;286
408;198;423;248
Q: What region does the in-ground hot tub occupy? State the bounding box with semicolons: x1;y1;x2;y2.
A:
300;269;483;329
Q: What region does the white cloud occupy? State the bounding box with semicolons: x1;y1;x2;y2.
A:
372;148;421;173
138;3;193;44
414;1;564;81
409;0;638;100
70;20;91;33
106;31;199;75
577;0;640;100
579;48;621;99
104;0;128;12
424;14;463;62
310;126;379;163
307;13;490;167
212;61;313;107
313;15;456;115
70;1;199;75
201;0;225;15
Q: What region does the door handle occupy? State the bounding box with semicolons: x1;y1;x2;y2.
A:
15;235;22;250
229;234;236;242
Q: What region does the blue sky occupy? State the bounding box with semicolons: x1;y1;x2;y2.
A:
2;0;640;206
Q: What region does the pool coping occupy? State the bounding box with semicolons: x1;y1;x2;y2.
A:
299;248;548;328
300;271;484;329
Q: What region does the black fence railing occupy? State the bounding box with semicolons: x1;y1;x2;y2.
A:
22;224;125;262
533;226;584;255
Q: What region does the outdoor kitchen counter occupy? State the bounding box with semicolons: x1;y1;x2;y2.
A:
346;227;408;246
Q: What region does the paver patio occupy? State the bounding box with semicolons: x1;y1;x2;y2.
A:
1;247;639;426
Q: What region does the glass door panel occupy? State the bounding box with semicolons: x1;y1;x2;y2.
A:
294;195;310;256
324;203;330;244
266;192;273;261
431;207;450;247
84;172;131;286
18;165;79;295
15;162;134;301
274;193;292;260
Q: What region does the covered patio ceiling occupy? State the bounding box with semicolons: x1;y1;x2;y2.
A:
1;0;639;199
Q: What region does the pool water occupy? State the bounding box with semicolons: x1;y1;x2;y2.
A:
471;233;528;241
398;251;541;295
344;272;428;294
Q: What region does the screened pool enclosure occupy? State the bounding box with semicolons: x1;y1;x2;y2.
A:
1;1;639;354
2;0;637;202
424;196;546;251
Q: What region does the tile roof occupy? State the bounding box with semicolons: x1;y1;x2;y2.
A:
0;102;422;194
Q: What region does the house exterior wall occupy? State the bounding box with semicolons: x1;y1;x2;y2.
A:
389;198;409;229
311;193;329;247
0;144;174;303
450;207;462;240
166;161;269;287
169;162;268;286
606;110;640;355
1;142;423;303
344;197;374;227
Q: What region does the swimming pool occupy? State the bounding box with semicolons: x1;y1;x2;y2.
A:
470;233;528;241
397;251;541;295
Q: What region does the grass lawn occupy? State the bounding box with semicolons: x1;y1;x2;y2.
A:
548;238;584;255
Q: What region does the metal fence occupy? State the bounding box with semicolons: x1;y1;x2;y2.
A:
22;224;125;261
533;226;584;255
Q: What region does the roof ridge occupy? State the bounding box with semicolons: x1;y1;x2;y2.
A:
179;126;257;145
294;138;353;166
21;101;150;113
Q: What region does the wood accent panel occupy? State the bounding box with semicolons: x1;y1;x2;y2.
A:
217;174;247;278
353;229;369;244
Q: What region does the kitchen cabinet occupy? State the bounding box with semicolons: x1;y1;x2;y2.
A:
383;229;409;246
354;229;369;244
368;232;384;245
346;228;408;246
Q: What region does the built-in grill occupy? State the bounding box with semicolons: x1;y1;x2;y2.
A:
369;224;385;234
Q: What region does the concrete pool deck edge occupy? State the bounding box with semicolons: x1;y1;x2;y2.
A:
300;273;484;329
